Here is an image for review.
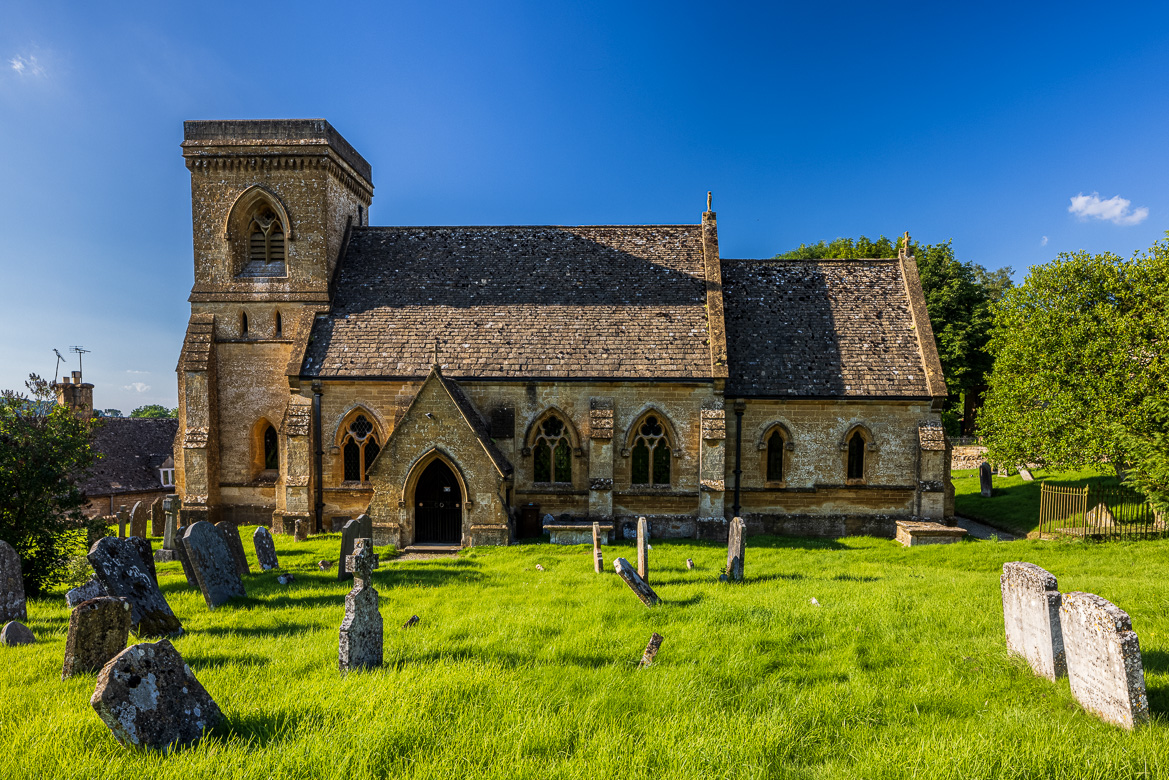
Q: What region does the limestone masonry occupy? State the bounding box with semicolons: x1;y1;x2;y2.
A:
174;118;953;544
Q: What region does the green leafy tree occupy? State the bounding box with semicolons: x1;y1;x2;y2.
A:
130;404;177;419
979;239;1168;475
1114;398;1169;513
0;375;106;594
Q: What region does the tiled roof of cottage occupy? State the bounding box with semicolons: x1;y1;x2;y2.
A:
301;226;712;379
82;418;179;496
721;259;932;397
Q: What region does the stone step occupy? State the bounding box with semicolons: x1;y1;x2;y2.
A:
401;544;462;555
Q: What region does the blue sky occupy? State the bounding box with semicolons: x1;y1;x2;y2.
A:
2;1;1167;412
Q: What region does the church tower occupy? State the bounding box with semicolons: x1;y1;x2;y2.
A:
175;120;373;526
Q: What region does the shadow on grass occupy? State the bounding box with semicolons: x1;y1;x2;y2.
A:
833;574;881;583
217;708;325;747
185;651;271;669
389;647;615;671
196;623;319;639
746;535;858;551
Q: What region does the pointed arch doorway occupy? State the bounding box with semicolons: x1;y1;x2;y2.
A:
414;459;462;544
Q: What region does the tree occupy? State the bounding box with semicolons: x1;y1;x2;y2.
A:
1114;398;1169;514
0;375;106;594
100;409;123;418
979;238;1168;475
130;404;177;419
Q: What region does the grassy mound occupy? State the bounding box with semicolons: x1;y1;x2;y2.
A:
2;531;1167;778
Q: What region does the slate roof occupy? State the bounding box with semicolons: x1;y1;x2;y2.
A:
301;226;712;380
82;418;179;496
721;259;932;397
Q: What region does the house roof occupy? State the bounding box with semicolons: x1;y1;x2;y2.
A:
721;258;934;398
82;418;179;496
300;225;714;380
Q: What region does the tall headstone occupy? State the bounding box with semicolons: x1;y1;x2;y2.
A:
215;522;251;577
61;597;132;679
0;540;27;622
726;516;746;582
91;639;223;751
150;497;165;537
337;515;373;582
183;522;246;609
339;538;382;672
253;526;279;571
117;506;129;538
614;557;660;607
87;537;182;637
592;522;603;574
636;516;649;582
129;501;148;539
1001;562;1065;680
979;462;993;498
1060;592;1150;729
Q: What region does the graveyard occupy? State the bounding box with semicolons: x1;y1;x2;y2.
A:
2;528;1168;778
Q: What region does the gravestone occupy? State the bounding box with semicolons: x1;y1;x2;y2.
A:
66;578;107;609
0;540;27;622
1018;467;1034;482
542;513;554;528
253;526;279;571
183;522;246;609
155;495;180;563
294;519;309;541
1060;592;1149;729
130;502;148;539
150;497;165;537
686;559;695;570
614;557;660;607
87;537;182;637
337;515;373;582
1001;562;1065;680
175;528;199;587
639;632;664;668
126;537;158;587
339;538;382;672
215;522;250;577
61;597;131;679
726;516;746;582
592;522;604;574
636;516;649;582
1;621;35;646
277;573;295;585
91;639;223;751
979;462;993;498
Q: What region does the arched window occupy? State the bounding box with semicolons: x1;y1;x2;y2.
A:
274;310;282;337
847;430;866;480
766;430;785;482
242;204;286;276
342;413;380;482
532;415;571;484
263;424;278;470
631;414;671;486
240;311;249;338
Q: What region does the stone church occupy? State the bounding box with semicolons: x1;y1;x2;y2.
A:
174;119;952;545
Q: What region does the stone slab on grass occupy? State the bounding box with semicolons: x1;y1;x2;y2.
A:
1001;562;1065;680
895;521;967;547
1;621;35;646
1060;592;1149;729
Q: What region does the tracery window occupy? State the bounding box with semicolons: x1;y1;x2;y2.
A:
631;414;671;486
847;430;866;480
242;205;286;276
263;424;278;470
342;414;380;482
532;415;571;484
766;430;785;482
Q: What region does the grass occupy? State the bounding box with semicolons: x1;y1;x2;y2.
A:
953;467;1123;537
3;531;1169;778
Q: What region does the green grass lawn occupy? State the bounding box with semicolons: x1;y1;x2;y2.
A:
953;467;1123;537
3;531;1168;779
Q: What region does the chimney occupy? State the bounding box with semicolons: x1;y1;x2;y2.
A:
53;370;94;417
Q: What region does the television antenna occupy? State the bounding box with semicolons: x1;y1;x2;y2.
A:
70;346;90;379
53;349;65;383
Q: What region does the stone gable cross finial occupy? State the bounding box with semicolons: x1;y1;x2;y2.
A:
432;337;440;371
345;538;379;583
707;191;712;212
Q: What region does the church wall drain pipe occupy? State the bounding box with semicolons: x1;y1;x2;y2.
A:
312;381;324;532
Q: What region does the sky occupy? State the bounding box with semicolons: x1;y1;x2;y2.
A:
2;1;1168;413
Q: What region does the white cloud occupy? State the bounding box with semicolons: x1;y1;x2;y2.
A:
9;55;45;77
1068;192;1148;226
123;382;151;393
1041;236;1049;246
125;369;150;375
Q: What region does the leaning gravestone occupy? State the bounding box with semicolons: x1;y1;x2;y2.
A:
126;537;158;587
130;502;148;539
215;522;250;577
66;578;107;609
88;537;182;637
979;462;993;498
726;516;746;582
150;497;165;537
61;597;132;679
1018;467;1034;482
614;557;660;607
0;540;27;622
636;517;649;582
339;538;382;672
639;632;664;668
183;522;246;609
253;526;279;571
91;639;223;751
1060;592;1150;729
337;515;373;582
1001;562;1065;680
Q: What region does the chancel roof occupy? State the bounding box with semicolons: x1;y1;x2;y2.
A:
301;225;713;380
721;259;933;397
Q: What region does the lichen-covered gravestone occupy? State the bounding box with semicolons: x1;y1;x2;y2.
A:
725;516;746;582
337;515;373;582
636;516;649;582
1060;592;1149;729
339;538;382;672
62;597;132;679
0;540;27;622
88;537;182;637
215;522;250;577
175;526;199;587
130;502;148;539
979;462;993;498
150;497;165;538
91;639;222;751
183;522;246;609
614;557;660;607
126;537;158;587
253;526;279;571
66;578;107;609
1001;562;1065;680
155;495;181;563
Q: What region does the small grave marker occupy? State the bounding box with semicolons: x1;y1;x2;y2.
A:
686;558;694;570
726;516;745;581
979;462;993;498
1;621;35;646
636;517;649;582
403;615;420;629
339;539;382;672
639;632;664;667
614;557;660;607
88;537;182;637
592;522;604;574
253;526;279;571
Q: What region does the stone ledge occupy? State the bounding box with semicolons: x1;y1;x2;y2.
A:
547;523;614;546
895;520;967;547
